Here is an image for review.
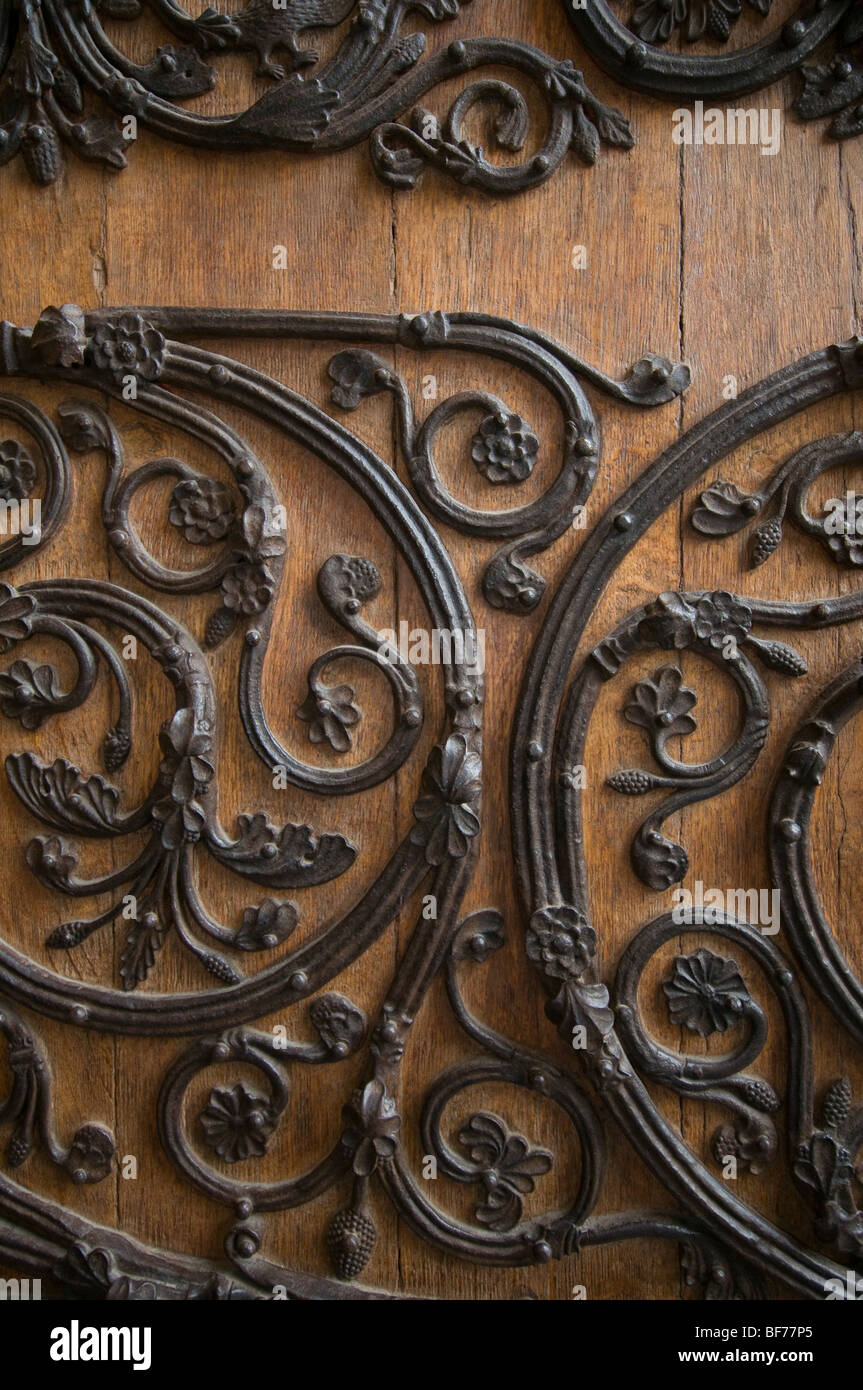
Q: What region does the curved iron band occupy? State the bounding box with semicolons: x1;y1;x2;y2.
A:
0;1157;748;1297
564;0;853;100
47;1;582;186
81;307;684;415
0;339;478;1034
0;393;71;569
0;0;11;76
0;1166;397;1299
511;339;863;1298
770;657;863;1050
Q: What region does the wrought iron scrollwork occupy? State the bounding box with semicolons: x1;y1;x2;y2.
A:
512;327;863;1301
0;0;637;187
564;0;863;149
1;304;862;1300
0;1001;115;1181
565;0;856;99
1;2;860;189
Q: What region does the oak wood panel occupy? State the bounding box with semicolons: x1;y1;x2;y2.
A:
2;0;863;1301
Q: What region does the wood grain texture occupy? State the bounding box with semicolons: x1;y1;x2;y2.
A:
1;0;863;1301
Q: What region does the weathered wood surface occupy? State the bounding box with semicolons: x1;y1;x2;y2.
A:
1;0;862;1300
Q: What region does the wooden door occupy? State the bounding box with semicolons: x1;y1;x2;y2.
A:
1;0;863;1306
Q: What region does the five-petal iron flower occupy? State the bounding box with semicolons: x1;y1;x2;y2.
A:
663;948;751;1037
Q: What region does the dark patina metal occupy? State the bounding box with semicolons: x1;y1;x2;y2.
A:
2;1;861;190
0;306;860;1300
0;0;636;188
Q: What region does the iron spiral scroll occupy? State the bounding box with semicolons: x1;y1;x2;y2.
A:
0;304;861;1299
